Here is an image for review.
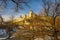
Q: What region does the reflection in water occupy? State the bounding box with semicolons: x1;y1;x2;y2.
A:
0;29;9;40
0;29;7;37
0;26;18;40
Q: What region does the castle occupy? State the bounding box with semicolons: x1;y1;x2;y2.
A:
14;10;37;23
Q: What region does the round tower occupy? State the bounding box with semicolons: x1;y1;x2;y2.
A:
29;10;33;17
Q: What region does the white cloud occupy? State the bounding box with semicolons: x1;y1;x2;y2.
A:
2;15;10;21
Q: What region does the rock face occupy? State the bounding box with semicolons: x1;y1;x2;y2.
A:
34;37;44;40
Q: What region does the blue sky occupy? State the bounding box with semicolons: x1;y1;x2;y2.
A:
0;0;43;21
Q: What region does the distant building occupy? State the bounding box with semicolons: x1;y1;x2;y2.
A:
28;10;37;18
14;10;37;24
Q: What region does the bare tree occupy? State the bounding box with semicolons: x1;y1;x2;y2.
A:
53;0;60;40
0;14;3;25
41;0;60;40
0;0;31;12
9;15;14;22
42;0;52;16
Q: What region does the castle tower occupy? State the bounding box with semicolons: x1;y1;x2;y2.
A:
29;10;33;17
23;14;27;19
